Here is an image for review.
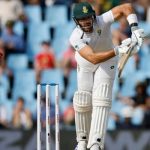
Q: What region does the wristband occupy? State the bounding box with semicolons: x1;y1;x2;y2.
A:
130;23;138;28
127;14;138;25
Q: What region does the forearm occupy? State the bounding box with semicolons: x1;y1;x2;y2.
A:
90;50;116;64
121;3;135;18
112;3;135;21
112;3;139;32
79;47;116;64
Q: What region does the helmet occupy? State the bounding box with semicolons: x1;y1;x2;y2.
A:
72;2;95;19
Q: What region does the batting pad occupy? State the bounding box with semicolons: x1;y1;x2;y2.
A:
73;91;92;142
87;83;112;150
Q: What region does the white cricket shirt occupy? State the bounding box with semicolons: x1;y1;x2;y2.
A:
69;10;114;52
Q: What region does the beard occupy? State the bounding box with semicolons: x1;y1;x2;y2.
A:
81;24;93;33
78;18;94;33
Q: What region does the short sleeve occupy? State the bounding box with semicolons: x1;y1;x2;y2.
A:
69;28;87;51
97;10;114;25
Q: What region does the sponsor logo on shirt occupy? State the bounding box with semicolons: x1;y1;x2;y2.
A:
110;66;114;69
75;45;79;50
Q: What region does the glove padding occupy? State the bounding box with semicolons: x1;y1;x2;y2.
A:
114;38;139;56
131;28;144;50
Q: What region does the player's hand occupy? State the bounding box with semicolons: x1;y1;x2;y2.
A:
131;28;144;50
114;38;131;56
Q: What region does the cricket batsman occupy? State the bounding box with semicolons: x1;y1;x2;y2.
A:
69;2;144;150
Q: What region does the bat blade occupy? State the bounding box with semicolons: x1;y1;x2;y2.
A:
118;42;136;78
118;33;150;78
118;51;131;78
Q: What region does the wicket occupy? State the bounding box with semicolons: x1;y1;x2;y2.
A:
37;83;60;150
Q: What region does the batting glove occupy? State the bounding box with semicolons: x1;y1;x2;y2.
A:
114;38;132;56
131;27;144;50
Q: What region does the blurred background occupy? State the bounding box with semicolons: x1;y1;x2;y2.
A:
0;0;150;149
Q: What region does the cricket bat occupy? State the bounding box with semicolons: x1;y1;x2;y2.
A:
118;33;150;78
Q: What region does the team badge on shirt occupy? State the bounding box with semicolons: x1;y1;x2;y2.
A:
97;28;101;36
82;6;88;14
